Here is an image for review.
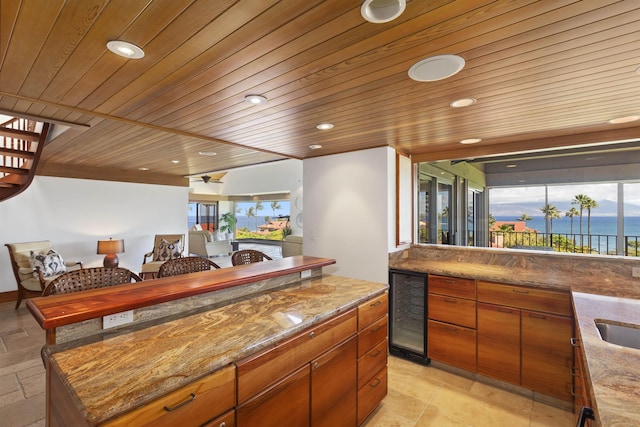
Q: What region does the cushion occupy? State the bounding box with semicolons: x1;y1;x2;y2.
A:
29;249;66;278
154;239;182;261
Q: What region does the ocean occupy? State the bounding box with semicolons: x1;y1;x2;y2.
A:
495;216;640;237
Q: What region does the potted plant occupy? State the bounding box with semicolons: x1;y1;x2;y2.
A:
218;211;237;240
281;222;293;240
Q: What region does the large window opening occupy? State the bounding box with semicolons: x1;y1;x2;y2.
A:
234;199;291;241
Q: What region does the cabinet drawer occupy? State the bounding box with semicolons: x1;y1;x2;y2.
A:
427;320;477;372
358;338;387;389
202;409;235;427
103;365;235;427
358;315;388;357
477;281;571;316
429;275;476;300
358;293;388;331
237;309;357;404
357;366;387;425
428;294;476;328
237;365;310;427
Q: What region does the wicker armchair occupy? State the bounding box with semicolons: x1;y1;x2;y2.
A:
231;249;273;266
140;234;185;279
42;267;142;296
157;256;221;278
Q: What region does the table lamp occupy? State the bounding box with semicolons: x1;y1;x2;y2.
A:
97;238;125;268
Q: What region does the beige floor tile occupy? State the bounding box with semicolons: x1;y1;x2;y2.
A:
530;400;575;427
362;403;418;427
469;381;533;416
0;373;20;397
373;388;428;424
415;405;473;427
1;391;45;427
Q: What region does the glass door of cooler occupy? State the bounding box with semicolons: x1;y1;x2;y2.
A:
388;269;429;364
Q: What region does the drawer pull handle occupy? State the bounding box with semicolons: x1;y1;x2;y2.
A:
163;393;196;412
444;326;457;332
370;350;381;357
369;378;381;388
310;331;316;338
370;300;382;307
371;325;382;332
570;337;580;348
497;308;513;313
313;361;319;369
444;298;457;304
444;279;456;284
528;313;546;319
512;289;529;294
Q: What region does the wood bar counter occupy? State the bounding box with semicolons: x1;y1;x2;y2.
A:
28;256;389;426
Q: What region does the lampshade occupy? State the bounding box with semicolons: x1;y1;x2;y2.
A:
97;238;125;255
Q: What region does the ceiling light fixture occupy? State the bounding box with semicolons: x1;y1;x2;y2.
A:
361;0;406;23
244;94;268;105
460;138;481;144
198;151;217;156
506;164;517;168
607;115;640;124
138;167;149;171
106;40;145;59
450;98;477;108
316;123;334;130
309;144;323;149
170;160;180;164
409;55;465;82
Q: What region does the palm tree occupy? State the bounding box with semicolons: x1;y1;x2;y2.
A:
245;206;255;231
565;207;580;235
254;201;263;229
584;196;599;236
540;204;561;234
572;194;590;248
516;213;532;228
488;213;496;229
270;201;282;218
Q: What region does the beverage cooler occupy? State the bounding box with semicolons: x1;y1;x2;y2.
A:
388;269;429;365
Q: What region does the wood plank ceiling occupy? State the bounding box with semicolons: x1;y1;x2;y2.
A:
1;0;639;185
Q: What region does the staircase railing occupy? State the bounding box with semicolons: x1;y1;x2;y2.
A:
0;116;50;202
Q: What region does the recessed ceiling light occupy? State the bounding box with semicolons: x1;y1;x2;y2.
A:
607;115;640;124
506;164;517;168
361;0;406;23
170;160;180;164
450;98;477;108
198;151;217;156
244;94;267;105
409;55;465;82
460;138;481;144
316;123;334;130
106;40;145;59
309;144;323;149
138;167;149;171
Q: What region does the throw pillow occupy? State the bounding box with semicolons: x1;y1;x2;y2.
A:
154;239;182;261
30;250;66;278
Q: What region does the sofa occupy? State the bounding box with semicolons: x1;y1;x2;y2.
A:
282;235;303;257
189;230;232;258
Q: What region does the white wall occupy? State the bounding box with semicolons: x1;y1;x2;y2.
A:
303;147;395;283
0;176;188;293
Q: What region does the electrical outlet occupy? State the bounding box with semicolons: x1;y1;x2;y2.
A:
632;267;640;278
301;269;312;279
103;310;134;329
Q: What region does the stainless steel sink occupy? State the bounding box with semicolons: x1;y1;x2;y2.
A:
595;320;640;350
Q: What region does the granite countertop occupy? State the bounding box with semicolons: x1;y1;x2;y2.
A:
48;275;388;425
571;292;640;426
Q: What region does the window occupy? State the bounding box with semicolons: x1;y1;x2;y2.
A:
188;202;218;232
234;199;291;241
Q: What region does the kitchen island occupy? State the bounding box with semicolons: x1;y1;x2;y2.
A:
28;256;389;426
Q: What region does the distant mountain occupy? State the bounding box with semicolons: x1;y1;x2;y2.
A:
489;199;639;217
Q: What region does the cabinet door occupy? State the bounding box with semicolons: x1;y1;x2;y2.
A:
521;310;573;401
427;320;476;372
311;337;357;427
236;365;310;427
477;302;520;384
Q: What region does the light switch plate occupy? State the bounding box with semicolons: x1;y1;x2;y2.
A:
632;267;640;278
103;310;134;329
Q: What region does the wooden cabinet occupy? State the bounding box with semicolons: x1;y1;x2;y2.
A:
427;275;477;371
102;365;236;427
477;302;520;384
572;327;594;426
236;309;358;427
356;293;388;425
477;281;573;402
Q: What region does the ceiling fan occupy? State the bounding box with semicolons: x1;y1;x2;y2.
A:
188;172;226;184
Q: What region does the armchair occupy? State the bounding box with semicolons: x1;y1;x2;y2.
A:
5;240;82;309
282;235;303;257
42;267;142;296
188;229;232;258
140;234;184;279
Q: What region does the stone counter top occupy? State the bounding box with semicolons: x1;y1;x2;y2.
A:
47;274;388;425
572;292;640;427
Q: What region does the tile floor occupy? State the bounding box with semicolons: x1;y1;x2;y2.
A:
0;243;574;427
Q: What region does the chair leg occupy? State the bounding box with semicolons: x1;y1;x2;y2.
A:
15;288;24;309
